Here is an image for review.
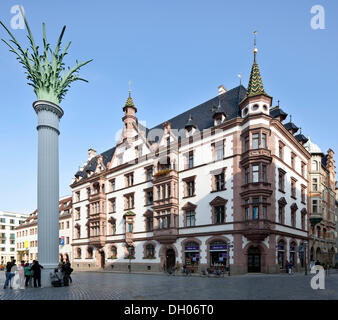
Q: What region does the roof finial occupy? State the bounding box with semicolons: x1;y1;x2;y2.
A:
253;30;258;62
290;114;292;123
299;127;302;134
278;99;280;107
128;80;132;96
238;73;242;86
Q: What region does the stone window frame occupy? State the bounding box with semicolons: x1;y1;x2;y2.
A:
180;237;202;269
108;216;116;235
108;197;116;213
124;192;135;210
143;241;157;259
182;175;196;198
125;172;134;188
143;209;154;232
290;203;298;228
86;246;94;259
209;196;228;224
210;167;227;193
278;141;285;161
301;208;307;230
291;152;296;170
211;139;226;162
124;243;135;259
291;177;297;199
144;165;153;182
277;237;287;269
278;197;287;224
74;223;81;239
182;202;197;227
301;161;306;178
301;184;306;204
109;178;116;192
75;207;81;220
278;168;286;193
109;245;118;259
144;187;153;206
75;247;82;259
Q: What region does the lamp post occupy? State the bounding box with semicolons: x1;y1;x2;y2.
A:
304;241;308;275
228;241;233;276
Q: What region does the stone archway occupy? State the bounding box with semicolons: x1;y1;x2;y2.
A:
159;244;178;271
96;248;105;269
247;246;261;273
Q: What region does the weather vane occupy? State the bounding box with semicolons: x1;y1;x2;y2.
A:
253;30;258;61
128;80;132;94
238;73;242;86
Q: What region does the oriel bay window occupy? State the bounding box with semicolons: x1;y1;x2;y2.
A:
246;163;269;184
252;133;259;149
244;196;270;220
157;210;171;229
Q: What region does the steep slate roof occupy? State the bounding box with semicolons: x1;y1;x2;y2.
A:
295;133;308;144
150;85;246;141
284;122;299;133
270;106;288;120
74;85;247;178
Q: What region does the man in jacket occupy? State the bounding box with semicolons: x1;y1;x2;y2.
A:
31;260;43;288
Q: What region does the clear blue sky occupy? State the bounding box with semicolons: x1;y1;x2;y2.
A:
0;0;337;213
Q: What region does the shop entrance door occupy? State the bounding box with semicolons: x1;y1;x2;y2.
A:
166;249;175;270
248;246;261;273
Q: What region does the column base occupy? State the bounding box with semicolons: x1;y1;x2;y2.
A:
41;266;58;288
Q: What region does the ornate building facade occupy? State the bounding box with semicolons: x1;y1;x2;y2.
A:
304;140;337;265
70;46;315;274
15;196;73;263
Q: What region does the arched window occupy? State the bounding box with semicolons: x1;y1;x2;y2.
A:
289;242;296;264
145;244;155;258
87;246;93;259
311;161;318;171
110;245;117;258
184;241;200;268
277;240;285;269
76;248;81;259
210;241;227;268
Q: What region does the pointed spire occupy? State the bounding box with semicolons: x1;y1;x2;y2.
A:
124;81;136;109
245;31;267;98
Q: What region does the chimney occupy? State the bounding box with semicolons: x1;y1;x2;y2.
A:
88;148;96;161
218;85;227;95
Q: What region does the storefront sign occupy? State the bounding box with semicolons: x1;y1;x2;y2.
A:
185;246;199;251
210;244;227;251
60;236;65;245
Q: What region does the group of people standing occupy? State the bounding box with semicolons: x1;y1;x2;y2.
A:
51;261;73;287
3;259;43;289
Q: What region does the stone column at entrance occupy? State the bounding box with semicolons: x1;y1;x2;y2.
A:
34;100;64;287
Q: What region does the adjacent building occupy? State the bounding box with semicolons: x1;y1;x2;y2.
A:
15;196;73;263
304;140;337;265
70;46;312;274
0;211;28;264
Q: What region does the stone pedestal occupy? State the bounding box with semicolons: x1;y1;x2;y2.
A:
33;100;64;287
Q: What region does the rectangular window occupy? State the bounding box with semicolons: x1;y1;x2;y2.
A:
262;133;267;149
245;199;250;220
188;151;194;169
110;179;116;192
146;168;153;181
252;206;259;219
215;142;224;161
252;133;259;149
279;143;284;160
187;181;195;197
157;186;161;200
312;199;318;213
215;173;225;191
252;165;259;183
126;173;134;187
244;136;249;152
262;165;267;182
291;153;296;169
146;191;153;205
278;171;285;191
291;180;296;198
109;198;116;212
186;211;196;227
214;206;225;224
10;219;14;224
312;178;318;191
245;167;250;184
162;185;166;199
167;183;171;197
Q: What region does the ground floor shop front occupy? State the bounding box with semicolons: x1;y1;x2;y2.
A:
72;233;308;274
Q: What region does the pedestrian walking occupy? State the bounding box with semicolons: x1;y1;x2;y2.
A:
10;260;20;289
31;260;44;288
24;263;31;287
63;262;73;285
3;261;14;289
289;261;294;275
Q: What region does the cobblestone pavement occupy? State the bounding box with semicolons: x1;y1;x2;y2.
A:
0;271;337;300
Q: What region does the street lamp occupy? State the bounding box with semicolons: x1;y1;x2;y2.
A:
228;242;233;276
304;241;308;275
